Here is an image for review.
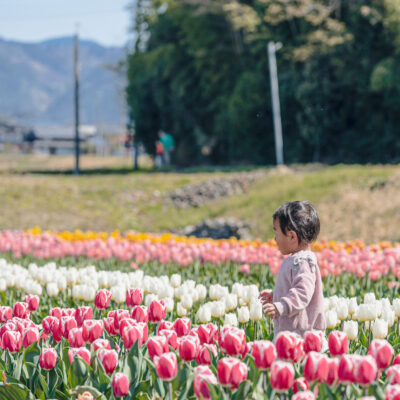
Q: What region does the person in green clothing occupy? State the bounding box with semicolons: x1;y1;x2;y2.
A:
158;129;175;166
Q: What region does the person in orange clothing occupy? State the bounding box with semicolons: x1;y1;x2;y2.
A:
155;140;164;168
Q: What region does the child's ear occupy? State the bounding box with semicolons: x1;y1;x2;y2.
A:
288;230;298;243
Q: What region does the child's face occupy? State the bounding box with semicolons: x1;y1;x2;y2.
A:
273;218;298;255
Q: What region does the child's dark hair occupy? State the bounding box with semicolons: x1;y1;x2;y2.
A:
273;201;320;244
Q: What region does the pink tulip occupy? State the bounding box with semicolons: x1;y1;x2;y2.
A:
68;327;85;348
179;335;200;362
25;295;40;312
103;317;118;336
173;317;191;337
0;306;12;323
147;336;169;360
154;352;178;381
369;339;394;370
74;306;93;328
113;372;130;397
22;327;40;348
328;331;348;357
131;306;149;323
193;366;217;399
49;307;62;319
291;390;315;400
270;360;295;393
42;316;59;335
158;321;173;331
292;377;309;394
196;344;217;365
304;352;329;382
98;349;118;374
62;308;75;317
113;309;130;332
240;264;250;274
68;347;90;365
126;289;143;308
60;316;78;339
275;331;304;363
338;354;357;384
149;300;166;323
322;357;339;386
91;339;111;353
354;355;377;386
2;330;22;353
82;320;103;343
251;340;277;370
387;366;400;385
303;331;324;353
197;323;219;345
159;329;178;350
217;357;248;390
393;355;400;366
122;325;142;349
39;348;57;370
219;327;246;357
94;289;112;310
386;384;400;400
13;302;29;319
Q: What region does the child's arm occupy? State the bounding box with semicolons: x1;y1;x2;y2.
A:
273;260;316;318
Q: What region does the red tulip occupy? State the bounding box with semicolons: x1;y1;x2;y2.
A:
322;357;339;386
291;390;315;400
270;360;295;392
103;317;118;336
74;306;93;328
13;302;29;319
304;352;329;382
387;366;400;385
25;295;40;312
22;327;40;348
275;331;304;363
68;347;90;365
119;318;136;336
49;307;62;319
149;300;166;323
217;357;248;390
147;336;169;360
0;306;12;323
98;349;118;374
39;348;57;370
113;372;130;397
2;330;22;353
292;377;309;394
179;335;200;362
122;325;142;349
197;323;219;345
251;340;277;370
193;365;217;399
42;316;59;335
60;316;78;339
354;355;377;386
126;289;143;307
113;309;130;332
131;306;149;323
173;317;191;337
328;331;348;357
94;289;112;310
159;329;178;350
82;320;103;343
369;339;394;370
68;327;85;348
91;338;111;353
196;344;217;365
303;331;324;353
154;352;178;381
386;384;400;400
14;317;35;334
219;327;246;357
338;354;357;384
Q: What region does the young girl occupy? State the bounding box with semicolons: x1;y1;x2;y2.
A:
259;201;326;339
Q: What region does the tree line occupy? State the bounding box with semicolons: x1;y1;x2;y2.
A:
126;0;400;165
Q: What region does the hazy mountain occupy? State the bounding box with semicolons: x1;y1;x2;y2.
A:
0;36;127;126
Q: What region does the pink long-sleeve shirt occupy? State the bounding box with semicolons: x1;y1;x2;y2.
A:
272;250;326;338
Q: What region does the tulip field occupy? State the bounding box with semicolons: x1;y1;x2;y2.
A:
0;230;400;399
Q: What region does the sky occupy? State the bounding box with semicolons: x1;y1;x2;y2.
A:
0;0;132;47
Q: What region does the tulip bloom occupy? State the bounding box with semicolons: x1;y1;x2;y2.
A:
355;355;377;386
322;357;339;386
217;357;248;390
103;317;118;336
42;316;59;335
270;360;295;392
251;340;277;370
91;339;111;353
74;306;93;328
292;377;309;394
2;330;22;353
22;327;40;348
126;289;143;308
39;348;57;370
193;366;218;399
387;365;400;385
179;335;200;362
113;309;130;332
25;295;40;312
197;323;219;345
147;336;169;360
275;331;304;363
0;306;12;323
131;306;149;323
173;317;191;337
292;390;315;400
13;302;29;319
49;307;62;320
304;352;329;382
386;385;400;400
154;352;178;381
113;372;130;397
196;344;217;365
149;300;166;323
369;339;394;370
303;331;324;353
60;316;78;339
122;325;142;349
393;355;400;366
82;320;103;343
328;331;348;357
94;289;112;310
159;329;178;350
68;347;91;365
338;354;357;384
68;327;85;348
98;349;118;374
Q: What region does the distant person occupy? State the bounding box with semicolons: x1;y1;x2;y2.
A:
158;130;175;166
155;140;164;168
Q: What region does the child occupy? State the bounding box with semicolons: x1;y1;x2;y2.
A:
155;140;164;168
259;201;326;339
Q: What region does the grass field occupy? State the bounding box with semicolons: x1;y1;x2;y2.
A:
0;154;399;243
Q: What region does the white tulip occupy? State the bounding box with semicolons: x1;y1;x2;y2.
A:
224;313;238;327
181;294;193;310
245;285;259;304
170;274;181;288
145;294;158;307
357;304;378;322
323;298;330;312
329;296;339;310
162;297;174;313
325;309;338;329
337;299;349;321
111;286;125;304
158;284;174;299
57;277;67;291
348;297;358;314
197;305;211;323
211;301;225;318
209;284;228;300
83;285;95;302
343;320;358;340
393;299;400;317
46;282;59;297
249;300;262;321
381;298;391;310
232;283;244;298
364;293;376;304
177;302;187;317
381;307;395;327
373;318;388;339
237;307;250;323
196;284;207;301
0;279;6;292
223;294;238;311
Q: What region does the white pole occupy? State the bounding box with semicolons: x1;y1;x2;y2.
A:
267;42;284;165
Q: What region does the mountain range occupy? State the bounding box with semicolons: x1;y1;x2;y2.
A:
0;36;127;126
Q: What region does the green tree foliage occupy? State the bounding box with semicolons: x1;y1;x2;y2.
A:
126;0;400;165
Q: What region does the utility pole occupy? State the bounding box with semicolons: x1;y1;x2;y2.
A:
267;41;284;165
74;32;80;175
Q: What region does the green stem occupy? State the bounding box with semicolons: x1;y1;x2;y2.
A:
253;321;257;341
168;381;173;400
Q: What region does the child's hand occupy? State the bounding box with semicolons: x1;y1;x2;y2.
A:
263;303;278;319
259;289;273;305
